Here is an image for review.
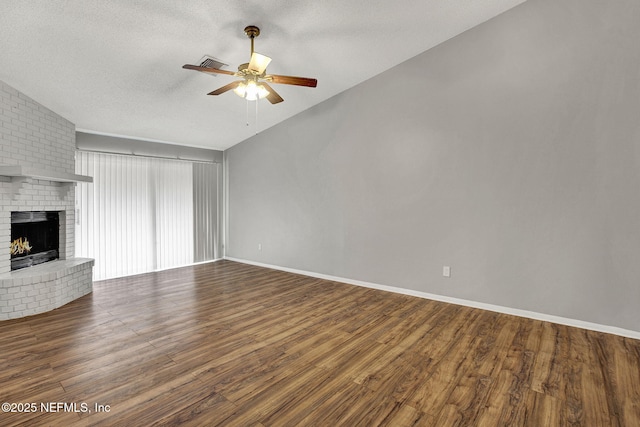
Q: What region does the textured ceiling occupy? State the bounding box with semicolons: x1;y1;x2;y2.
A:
0;0;526;150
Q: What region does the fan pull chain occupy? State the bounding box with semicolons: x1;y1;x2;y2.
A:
245;99;249;126
255;97;259;135
243;97;259;134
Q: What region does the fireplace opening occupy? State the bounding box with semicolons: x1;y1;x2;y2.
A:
10;211;60;271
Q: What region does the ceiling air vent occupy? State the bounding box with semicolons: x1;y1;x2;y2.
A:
198;56;228;76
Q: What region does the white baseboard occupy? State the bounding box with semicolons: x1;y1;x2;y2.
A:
224;257;640;340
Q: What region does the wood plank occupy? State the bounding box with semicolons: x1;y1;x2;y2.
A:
474;369;533;426
523;391;563;426
432;373;494;425
404;333;480;414
618;337;640;425
530;322;570;398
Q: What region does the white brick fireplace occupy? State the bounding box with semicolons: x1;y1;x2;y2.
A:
0;80;93;320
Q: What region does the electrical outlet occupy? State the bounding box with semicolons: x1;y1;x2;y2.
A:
258;243;262;251
443;266;451;278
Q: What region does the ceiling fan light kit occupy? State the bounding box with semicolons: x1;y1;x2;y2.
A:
234;80;269;101
183;25;317;105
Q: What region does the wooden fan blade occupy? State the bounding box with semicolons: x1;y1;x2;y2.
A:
260;83;284;104
267;74;317;87
207;81;242;96
248;52;272;75
182;64;236;76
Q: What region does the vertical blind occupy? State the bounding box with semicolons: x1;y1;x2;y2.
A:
193;162;220;263
76;151;219;280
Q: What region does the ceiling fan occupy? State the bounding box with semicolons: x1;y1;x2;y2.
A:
183;25;317;104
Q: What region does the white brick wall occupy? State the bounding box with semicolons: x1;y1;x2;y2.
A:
0;80;75;174
0;79;92;319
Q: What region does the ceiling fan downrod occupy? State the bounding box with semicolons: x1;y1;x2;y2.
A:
244;25;260;56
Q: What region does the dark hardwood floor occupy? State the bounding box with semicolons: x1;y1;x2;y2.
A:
1;260;639;426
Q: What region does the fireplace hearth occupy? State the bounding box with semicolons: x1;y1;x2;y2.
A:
10;211;60;271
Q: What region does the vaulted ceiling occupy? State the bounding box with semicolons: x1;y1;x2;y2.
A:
0;0;526;150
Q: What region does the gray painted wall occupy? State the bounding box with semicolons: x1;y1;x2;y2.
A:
226;0;640;332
